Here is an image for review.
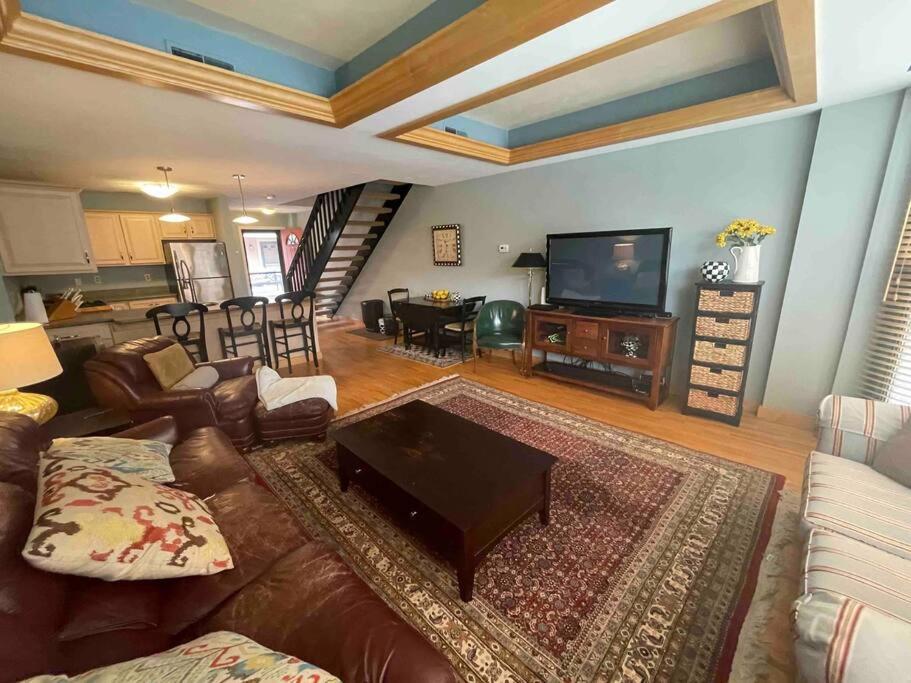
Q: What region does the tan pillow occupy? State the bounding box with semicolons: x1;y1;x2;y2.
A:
22;457;233;580
143;344;194;390
871;425;911;487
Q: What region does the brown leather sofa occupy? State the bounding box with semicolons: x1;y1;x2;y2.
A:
0;412;457;683
85;337;333;449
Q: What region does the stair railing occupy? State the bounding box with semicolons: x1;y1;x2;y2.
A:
285;184;364;293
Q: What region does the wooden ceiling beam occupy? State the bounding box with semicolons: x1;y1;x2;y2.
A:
329;0;616;127
763;0;816;104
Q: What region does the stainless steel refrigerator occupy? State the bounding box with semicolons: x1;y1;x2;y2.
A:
166;241;234;305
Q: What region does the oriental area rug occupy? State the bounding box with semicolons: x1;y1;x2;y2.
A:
249;377;798;682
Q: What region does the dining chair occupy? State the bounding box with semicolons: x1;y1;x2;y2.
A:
439;296;486;361
387;288;410;345
217;296;271;367
474;300;525;370
146;302;209;362
269;290;318;373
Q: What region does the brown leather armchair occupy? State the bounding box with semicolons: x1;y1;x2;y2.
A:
84;337;259;449
0;413;458;682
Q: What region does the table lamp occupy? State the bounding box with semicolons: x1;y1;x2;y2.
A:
512;252;547;307
0;322;63;424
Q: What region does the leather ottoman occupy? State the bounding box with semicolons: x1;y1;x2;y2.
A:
254;398;332;443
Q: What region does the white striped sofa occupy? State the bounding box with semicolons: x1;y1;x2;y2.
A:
794;395;911;682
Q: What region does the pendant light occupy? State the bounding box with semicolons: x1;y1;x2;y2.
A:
140;165;179;198
156;166;190;223
260;194;277;215
232;173;258;224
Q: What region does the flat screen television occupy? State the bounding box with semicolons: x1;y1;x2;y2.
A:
546;227;672;314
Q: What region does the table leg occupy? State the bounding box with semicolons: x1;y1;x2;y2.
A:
337;444;352;492
540;468;552;525
456;535;476;601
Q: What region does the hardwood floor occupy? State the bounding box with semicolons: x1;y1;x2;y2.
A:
293;319;814;489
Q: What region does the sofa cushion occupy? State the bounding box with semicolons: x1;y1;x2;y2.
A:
23;460;234;581
212;375;258;421
167;427;253;500
870;425;911;487
29;631;341;682
143;343;195;390
794;591;911;683
803;451;911;559
159;481;308;634
800;528;911;623
0;412;44;491
47;438;174;484
195;541;460;683
58;578;162;641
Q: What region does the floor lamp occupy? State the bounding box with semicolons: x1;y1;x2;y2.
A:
512;252;546;307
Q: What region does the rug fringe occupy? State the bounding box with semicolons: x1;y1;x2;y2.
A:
334;375;462;422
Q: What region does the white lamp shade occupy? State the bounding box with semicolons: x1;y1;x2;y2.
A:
0;323;63;390
160;212;190;223
233;214;259;224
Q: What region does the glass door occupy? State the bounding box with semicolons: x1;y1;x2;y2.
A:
242;230;285;298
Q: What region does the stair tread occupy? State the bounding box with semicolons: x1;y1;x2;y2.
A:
341;233;379;239
353;206;393;214
361;192;400;200
347;220;384;227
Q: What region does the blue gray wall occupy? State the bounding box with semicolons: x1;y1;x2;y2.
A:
764;91;905;415
340;114;820;404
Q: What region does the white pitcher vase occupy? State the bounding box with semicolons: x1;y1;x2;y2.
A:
730;245;761;283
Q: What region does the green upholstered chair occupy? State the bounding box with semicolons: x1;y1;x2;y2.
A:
474;299;525;369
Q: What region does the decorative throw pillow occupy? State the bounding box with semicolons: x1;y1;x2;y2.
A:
47;437;174;484
21;631;341;682
143;344;195;390
22;458;233;580
170;365;219;391
871;425;911;487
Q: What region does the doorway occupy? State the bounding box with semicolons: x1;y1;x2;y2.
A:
241;230;285;298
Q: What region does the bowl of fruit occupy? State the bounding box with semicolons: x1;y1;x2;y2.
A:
425;289;451;302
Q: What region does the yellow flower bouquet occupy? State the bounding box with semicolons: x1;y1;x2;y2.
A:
715;218;776;247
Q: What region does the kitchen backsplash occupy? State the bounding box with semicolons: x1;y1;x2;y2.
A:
6;265;172;310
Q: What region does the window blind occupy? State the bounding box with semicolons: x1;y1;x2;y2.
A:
861;199;911;403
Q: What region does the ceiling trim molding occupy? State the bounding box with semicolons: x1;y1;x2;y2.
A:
384;0;816;165
330;0;617;127
0;0;20;39
509;86;794;164
0;10;336;124
395;127;511;165
382;0;772;139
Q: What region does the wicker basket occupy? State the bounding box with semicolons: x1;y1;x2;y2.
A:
690;364;743;392
687;388;739;416
698;289;755;314
693;340;746;367
695;315;751;341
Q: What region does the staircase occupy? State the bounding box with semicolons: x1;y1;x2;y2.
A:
285;180;411;320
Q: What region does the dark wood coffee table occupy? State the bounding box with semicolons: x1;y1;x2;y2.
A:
334;399;557;601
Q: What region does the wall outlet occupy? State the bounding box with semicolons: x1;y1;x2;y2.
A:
143;273;151;281
73;277;82;286
498;244;510;253
93;275;102;284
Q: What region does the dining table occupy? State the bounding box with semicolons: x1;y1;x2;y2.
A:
396;297;464;357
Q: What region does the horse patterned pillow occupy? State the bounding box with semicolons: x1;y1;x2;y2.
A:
22;457;233;580
47;437;174;484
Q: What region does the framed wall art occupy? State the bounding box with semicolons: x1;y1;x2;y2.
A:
432;224;462;266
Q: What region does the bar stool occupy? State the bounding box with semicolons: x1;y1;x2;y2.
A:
217;296;271;367
269;290;318;373
146;302;209;362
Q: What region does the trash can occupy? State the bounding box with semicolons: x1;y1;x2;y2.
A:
360;299;384;332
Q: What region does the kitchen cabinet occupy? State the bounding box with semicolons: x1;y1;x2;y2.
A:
120;214;165;264
158;214;216;240
158;220;190;239
187;215;216;239
84;212;128;266
0;182;96;274
85;212;166;266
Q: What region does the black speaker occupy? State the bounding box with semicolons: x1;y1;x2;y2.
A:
361;299;384;331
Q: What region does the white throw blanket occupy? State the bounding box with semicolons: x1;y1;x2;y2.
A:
255;366;338;412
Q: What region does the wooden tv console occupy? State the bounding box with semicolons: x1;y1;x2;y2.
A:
522;309;678;410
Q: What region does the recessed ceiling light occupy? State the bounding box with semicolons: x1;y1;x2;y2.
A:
141;165;179;198
265;194;275;200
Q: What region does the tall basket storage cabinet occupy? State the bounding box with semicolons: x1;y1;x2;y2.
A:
683;281;763;426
